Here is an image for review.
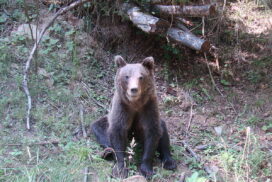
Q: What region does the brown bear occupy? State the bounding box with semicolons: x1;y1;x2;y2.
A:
91;55;176;178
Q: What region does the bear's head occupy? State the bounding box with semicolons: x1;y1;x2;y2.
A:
114;55;155;104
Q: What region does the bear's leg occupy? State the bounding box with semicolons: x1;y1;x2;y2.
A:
108;125;129;179
139;105;162;177
108;109;131;179
91;116;111;148
91;116;115;159
157;120;177;170
141;132;160;177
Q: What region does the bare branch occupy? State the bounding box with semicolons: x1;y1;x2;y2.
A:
22;0;92;130
6;140;60;146
78;104;89;182
180;141;214;176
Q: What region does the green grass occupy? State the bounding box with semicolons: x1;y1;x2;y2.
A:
0;140;113;182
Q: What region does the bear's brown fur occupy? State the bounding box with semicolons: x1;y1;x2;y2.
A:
91;56;176;178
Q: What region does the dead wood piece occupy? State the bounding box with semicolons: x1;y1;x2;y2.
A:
153;4;216;17
79;104;89;182
6;140;60;146
23;0;92;130
81;82;108;111
181;141;214;177
176;22;190;32
122;3;169;34
167;28;210;51
176;17;194;26
121;3;210;51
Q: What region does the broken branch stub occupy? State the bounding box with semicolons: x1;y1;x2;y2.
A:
153;4;216;17
167;28;210;51
122;3;169;34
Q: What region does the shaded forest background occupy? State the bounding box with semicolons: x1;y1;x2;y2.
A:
0;0;271;181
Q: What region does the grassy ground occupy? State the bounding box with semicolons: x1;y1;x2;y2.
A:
0;0;271;182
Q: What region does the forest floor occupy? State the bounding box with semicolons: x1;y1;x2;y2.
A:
0;1;271;182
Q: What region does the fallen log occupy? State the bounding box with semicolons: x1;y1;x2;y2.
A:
122;3;169;34
121;3;210;52
153;4;216;17
150;0;179;5
167;28;210;51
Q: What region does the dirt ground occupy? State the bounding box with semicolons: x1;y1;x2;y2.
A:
0;0;271;182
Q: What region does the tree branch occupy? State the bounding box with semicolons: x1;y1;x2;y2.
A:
22;0;92;130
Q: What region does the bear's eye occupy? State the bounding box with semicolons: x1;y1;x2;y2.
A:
139;76;143;80
125;76;129;80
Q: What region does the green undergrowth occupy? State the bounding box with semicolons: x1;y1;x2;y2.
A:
0;10;115;180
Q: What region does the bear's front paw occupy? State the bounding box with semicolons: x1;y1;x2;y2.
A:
140;163;153;178
112;164;128;179
101;147;114;160
163;158;177;170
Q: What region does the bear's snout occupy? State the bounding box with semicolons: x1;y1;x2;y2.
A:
127;77;142;101
130;88;138;94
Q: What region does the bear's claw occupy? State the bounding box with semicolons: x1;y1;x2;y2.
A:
140;163;154;178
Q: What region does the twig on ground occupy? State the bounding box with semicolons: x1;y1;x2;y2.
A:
181;141;200;161
204;53;238;114
80;104;87;138
186;105;193;135
179;172;186;182
26;146;32;160
22;0;92;130
79;104;90;182
81;82;108;111
180;140;214;176
204;53;224;96
241;126;251;181
5;140;60;146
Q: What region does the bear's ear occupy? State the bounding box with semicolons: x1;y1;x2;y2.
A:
114;55;126;68
142;57;154;71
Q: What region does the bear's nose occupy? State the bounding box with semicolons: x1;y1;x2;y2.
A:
131;88;138;94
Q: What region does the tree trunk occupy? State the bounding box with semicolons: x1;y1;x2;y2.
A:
153;4;216;17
